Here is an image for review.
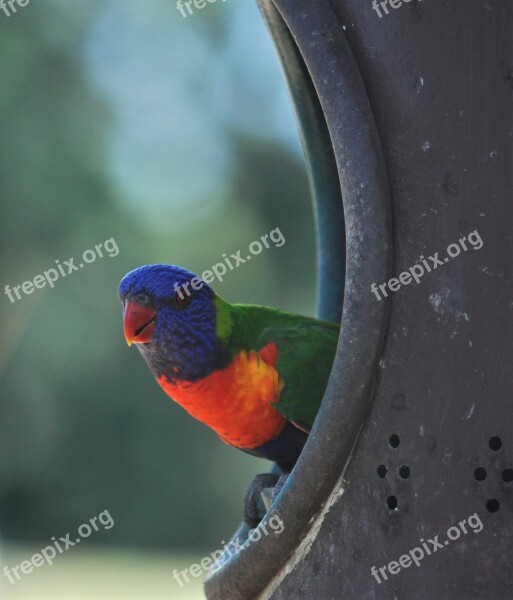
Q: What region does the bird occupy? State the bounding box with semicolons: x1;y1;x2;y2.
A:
119;264;339;525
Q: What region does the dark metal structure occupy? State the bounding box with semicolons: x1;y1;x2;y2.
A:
205;1;513;598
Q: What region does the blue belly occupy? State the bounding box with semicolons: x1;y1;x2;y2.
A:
242;422;309;472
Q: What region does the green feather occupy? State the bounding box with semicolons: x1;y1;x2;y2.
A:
214;296;339;428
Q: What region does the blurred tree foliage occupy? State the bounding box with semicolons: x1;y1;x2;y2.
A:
0;1;316;552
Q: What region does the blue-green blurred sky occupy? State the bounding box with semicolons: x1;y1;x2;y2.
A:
84;0;302;230
0;1;316;597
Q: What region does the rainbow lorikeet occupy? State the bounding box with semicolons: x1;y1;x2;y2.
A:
119;264;339;523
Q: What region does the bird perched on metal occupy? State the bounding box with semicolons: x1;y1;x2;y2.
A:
119;264;339;525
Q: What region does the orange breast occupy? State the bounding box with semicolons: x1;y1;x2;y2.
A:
157;345;286;449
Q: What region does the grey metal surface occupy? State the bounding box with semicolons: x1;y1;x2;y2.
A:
204;0;392;597
266;0;513;599
207;0;513;598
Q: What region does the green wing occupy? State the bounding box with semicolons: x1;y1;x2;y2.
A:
225;301;339;428
257;319;339;427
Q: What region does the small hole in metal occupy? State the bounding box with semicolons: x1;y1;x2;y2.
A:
398;465;410;479
486;499;500;513
474;467;487;481
386;496;398;510
377;465;387;478
389;434;400;449
489;436;502;451
502;468;513;483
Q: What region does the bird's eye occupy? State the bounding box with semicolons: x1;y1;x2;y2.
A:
133;292;151;305
175;293;192;309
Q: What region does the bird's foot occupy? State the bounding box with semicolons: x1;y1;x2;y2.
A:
244;473;279;528
271;473;289;503
243;473;289;528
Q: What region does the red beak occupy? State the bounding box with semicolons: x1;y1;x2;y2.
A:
123;300;157;346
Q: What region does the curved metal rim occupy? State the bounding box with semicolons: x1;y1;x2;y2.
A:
205;1;392;598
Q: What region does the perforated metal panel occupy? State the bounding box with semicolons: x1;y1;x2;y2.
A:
205;2;513;598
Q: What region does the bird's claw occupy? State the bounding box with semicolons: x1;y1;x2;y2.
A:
243;473;279;528
243;473;289;528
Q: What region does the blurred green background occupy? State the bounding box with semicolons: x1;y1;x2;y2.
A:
0;0;316;597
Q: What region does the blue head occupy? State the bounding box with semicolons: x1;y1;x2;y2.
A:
119;264;230;382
